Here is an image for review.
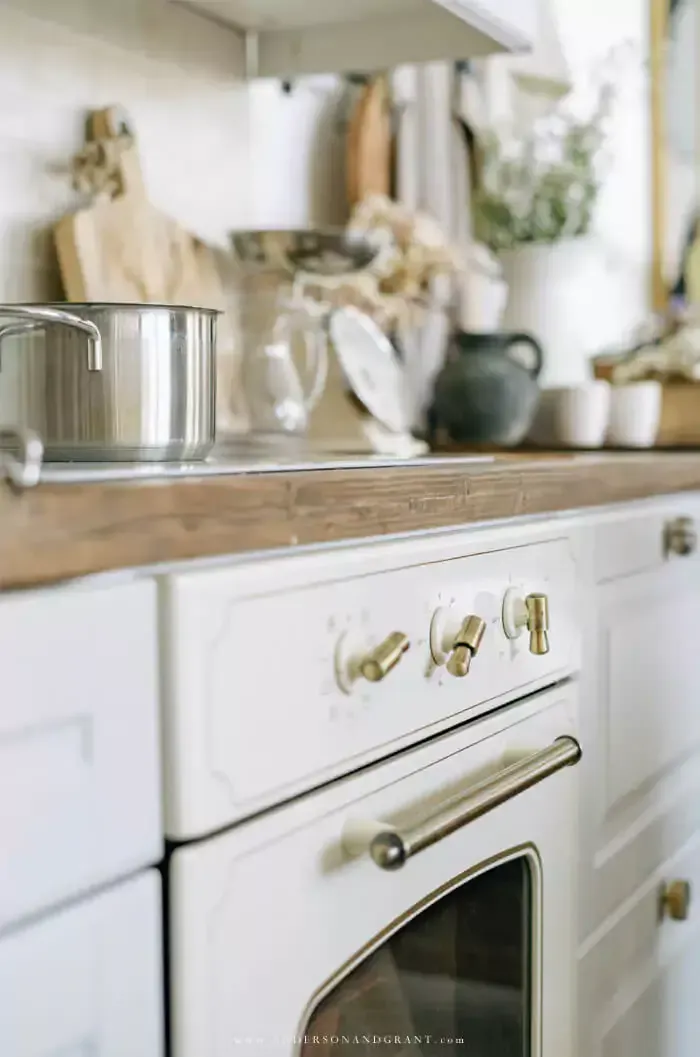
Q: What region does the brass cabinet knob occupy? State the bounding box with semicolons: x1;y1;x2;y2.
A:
664;517;697;557
360;632;410;682
660;880;692;922
502;589;550;656
445;616;487;678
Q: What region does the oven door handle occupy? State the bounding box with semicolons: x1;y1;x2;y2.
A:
342;736;581;871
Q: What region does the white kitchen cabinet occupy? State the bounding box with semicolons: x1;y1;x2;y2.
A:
0;870;164;1057
578;495;700;1057
597;943;700;1057
178;0;536;77
0;580;162;931
579;836;700;1057
579;500;700;939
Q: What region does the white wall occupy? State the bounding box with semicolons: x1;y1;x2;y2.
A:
0;0;250;303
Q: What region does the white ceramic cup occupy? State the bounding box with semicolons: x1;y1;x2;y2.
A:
607;381;662;448
551;381;611;448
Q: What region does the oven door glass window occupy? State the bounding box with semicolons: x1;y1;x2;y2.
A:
301;856;532;1057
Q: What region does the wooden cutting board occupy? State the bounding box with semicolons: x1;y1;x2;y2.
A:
54;106;226;310
346;75;392;209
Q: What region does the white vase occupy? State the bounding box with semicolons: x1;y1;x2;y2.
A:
499;237;621;388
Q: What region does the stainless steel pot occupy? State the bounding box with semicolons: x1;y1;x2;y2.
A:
0;303;218;474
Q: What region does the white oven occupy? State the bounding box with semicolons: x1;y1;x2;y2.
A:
169;682;579;1057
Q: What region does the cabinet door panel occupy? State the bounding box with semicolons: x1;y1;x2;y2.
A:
590;928;700;1057
579;837;700;1057
579;559;700;940
0;581;162;930
605;574;700;806
599;945;699;1057
0;871;163;1056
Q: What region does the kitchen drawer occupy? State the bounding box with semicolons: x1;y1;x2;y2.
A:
579;834;700;1057
0;581;162;931
161;530;577;839
592;493;700;583
0;870;164;1056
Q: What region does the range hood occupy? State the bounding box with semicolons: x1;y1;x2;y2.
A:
173;0;535;77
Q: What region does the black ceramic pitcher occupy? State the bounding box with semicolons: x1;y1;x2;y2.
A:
428;331;544;447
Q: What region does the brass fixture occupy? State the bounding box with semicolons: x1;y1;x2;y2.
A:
525;595;550;656
664;517;697;558
360;632;410;682
446;616;487;678
335;630;410;693
502;590;550;656
342;736;582;869
660;880;692;922
429;608;487;676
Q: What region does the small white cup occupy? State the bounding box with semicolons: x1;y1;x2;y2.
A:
551;381;611;448
607;381;662;448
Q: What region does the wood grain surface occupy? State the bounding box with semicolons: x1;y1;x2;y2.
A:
55;106;227;310
3;453;700;591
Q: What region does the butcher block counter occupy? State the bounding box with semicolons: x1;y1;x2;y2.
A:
3;450;700;590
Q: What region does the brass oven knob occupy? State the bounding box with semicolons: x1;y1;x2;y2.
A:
446;616;487;678
664;517;697;557
660;880;692;922
360;632;410;683
502;589;550;656
525;594;550;656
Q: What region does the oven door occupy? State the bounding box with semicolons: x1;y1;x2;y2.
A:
170;684;579;1057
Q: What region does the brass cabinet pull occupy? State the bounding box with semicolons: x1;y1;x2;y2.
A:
360;632;410;682
660;880;692;922
664;517;697;557
342;736;582;871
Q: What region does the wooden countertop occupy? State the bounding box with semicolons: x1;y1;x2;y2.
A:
3;451;700;591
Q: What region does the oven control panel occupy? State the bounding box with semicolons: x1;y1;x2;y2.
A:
162;533;579;839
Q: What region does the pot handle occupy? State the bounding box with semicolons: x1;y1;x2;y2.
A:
0;321;44;371
0;427;43;490
505;333;544;380
0;306;103;371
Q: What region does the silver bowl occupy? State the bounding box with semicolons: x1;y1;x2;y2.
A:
231;228;379;276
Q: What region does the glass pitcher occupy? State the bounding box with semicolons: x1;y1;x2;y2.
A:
241;287;328;437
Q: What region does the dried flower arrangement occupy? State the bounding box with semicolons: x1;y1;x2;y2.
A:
304;194;462;328
473;47;632;251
